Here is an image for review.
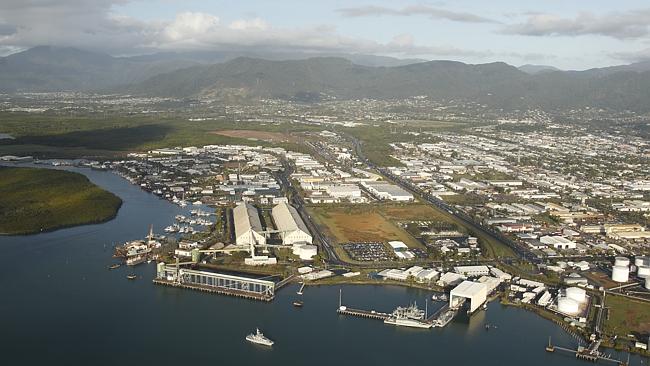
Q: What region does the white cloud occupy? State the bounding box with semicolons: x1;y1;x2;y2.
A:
164;12;220;41
0;0;555;65
229;18;268;31
336;4;497;23
503;9;650;39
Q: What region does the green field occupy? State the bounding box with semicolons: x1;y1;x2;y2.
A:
0;167;122;234
0;112;315;158
604;294;650;337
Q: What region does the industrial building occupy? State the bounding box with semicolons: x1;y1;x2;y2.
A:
539;235;577;250
272;202;312;245
454;265;490;277
361;181;414;201
233;203;266;246
450;281;488;313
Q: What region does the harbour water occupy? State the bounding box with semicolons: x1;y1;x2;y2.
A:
0;166;646;365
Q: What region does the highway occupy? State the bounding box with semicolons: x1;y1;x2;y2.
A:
347;135;540;263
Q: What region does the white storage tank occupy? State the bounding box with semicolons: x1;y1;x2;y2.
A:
565;287;587;303
635;256;650;268
646;277;650;290
612;265;629;283
558;297;580;315
638;266;650;278
614;257;630;267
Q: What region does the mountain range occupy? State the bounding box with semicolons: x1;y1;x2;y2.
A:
3;46;650;112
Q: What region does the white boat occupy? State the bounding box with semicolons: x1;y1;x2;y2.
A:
246;328;274;347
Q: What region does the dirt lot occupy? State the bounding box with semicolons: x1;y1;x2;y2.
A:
211;130;295;143
308;203;451;248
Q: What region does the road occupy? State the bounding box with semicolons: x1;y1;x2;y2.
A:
275;160;345;266
347;135;539;263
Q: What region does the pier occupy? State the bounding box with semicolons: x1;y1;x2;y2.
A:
337;306;391;320
545;337;628;365
155;264;276;301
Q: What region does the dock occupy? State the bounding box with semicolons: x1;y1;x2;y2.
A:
155;264;277;302
153;278;274;301
337;306;390;320
545;337;628;365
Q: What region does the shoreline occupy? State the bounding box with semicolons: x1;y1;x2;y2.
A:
0;165;124;236
0;199;123;236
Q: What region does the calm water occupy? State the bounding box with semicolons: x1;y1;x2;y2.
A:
0;166;646;365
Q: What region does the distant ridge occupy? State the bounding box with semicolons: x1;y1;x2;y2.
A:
3;46;650;112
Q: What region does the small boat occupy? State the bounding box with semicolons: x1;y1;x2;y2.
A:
108;264;121;270
293;301;303;307
127;274;137;280
246;328;274;347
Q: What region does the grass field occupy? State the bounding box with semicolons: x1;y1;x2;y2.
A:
604;294;650;337
307;203;450;248
211;130;297;143
0;167;122;234
0;112;316;158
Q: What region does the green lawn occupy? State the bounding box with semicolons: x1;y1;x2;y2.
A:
0;167;122;234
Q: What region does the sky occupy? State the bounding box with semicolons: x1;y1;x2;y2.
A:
1;0;650;69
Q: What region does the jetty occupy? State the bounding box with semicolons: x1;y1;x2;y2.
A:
545;337;628;365
337;306;391;320
154;264;276;302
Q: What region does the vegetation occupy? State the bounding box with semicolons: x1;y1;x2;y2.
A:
0;167;122;234
604;294;650;337
0;112;315;158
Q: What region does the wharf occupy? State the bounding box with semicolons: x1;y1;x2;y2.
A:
337;307;390;321
153;278;274;302
546;338;627;365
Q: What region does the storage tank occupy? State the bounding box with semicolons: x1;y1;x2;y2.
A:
635;256;650;268
646;277;650;290
612;265;629;283
614;257;630;267
638;266;650;278
565;287;586;303
558;297;580;315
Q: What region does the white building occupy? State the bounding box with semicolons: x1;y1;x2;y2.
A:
450;281;488;313
361;182;414;201
233;203;266;246
454;265;490;277
272;202;312;245
540;236;577;250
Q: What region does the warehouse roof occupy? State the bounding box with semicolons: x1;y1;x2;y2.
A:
272;202;310;235
233;202;263;239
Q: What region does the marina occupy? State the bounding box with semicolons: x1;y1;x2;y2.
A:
0;166;646;365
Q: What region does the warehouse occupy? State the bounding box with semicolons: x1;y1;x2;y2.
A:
361;181;414;201
234;202;266;246
540;235;576;250
272;202;313;245
454;265;490;277
450;281;488;313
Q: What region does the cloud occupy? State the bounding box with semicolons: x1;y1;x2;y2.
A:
611;48;650;63
336;4;497;23
0;22;17;36
164;12;220;41
0;0;554;65
0;0;496;60
503;9;650;39
229;18;269;31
